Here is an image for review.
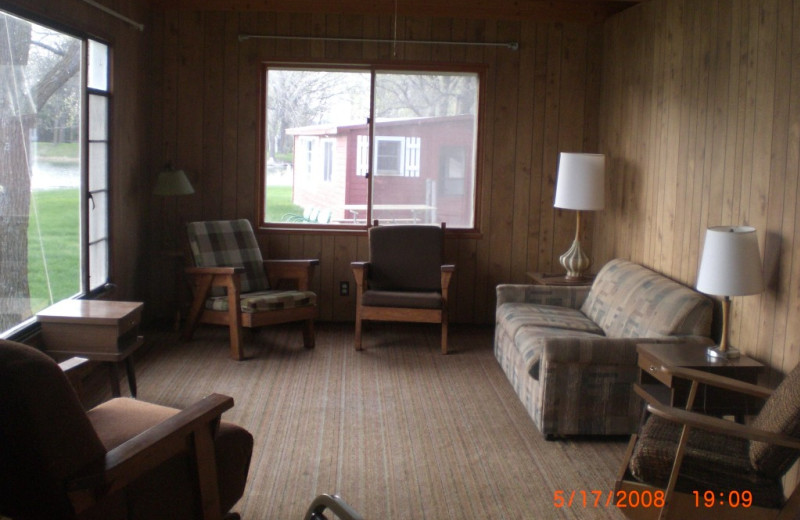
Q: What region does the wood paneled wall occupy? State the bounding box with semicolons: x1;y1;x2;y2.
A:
147;10;603;324
599;0;800;377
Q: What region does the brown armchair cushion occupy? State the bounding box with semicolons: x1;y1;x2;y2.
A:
630;416;784;509
0;340;106;518
362;290;443;309
749;362;800;478
368;225;443;291
87;397;253;518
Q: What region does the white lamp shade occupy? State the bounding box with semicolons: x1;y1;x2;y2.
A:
696;226;764;296
553;152;606;210
154;167;195;196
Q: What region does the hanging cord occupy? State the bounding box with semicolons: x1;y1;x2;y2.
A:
2;16;55;304
393;0;398;57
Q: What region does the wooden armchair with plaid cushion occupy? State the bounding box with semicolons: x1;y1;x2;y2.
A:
182;219;319;360
615;363;800;519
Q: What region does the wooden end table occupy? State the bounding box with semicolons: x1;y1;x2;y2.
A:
37;300;145;398
526;271;595;287
637;343;764;420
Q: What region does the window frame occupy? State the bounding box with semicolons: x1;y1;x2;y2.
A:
258;60;485;235
0;7;111;339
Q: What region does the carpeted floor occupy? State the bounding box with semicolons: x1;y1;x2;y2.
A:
134;322;628;519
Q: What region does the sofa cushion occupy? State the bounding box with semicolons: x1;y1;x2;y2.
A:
497;303;604;340
581;259;712;338
514;327;605;378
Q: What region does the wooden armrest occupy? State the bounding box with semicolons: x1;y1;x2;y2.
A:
186;266;244;276
351;262;369;291
264;259;319;290
659;365;772;399
644;398;800;451
70;394;234;494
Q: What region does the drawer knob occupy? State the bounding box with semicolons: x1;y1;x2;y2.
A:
649;365;656;373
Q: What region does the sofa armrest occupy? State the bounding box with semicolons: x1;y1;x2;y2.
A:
531;336;714;376
496;284;591;309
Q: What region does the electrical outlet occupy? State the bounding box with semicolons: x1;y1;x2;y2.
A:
339;281;349;296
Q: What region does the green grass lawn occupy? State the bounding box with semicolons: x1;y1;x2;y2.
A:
24;184;297;314
27;188;80;313
265;185;303;222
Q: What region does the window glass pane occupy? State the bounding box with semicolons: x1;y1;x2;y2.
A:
87;40;108;91
88;239;108;291
88;190;108;242
0;11;82;335
88;142;108;190
264;68;370;225
88;94;108;140
373;71;478;227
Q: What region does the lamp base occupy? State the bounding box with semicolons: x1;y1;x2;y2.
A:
706;345;740;360
559;239;591;279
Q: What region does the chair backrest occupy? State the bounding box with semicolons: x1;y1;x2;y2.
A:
0;340;107;518
749;362;800;478
368;224;443;292
187;219;270;293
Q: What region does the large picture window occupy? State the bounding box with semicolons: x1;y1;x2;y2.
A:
263;65;480;229
0;10;110;337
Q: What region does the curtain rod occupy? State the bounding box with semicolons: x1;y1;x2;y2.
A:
81;0;144;31
239;34;519;51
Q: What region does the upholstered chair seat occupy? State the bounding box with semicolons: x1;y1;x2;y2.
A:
0;340;252;520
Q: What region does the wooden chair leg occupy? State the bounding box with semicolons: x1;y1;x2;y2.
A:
303;319;315;348
441;319;448;355
354;312;363;351
183;275;213;341
226;289;244;361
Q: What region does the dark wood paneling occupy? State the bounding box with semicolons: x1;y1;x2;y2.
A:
149;0;641;23
147;11;602;325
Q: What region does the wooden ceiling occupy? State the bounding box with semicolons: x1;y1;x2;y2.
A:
148;0;644;23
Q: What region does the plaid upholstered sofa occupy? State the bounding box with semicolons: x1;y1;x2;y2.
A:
494;259;713;437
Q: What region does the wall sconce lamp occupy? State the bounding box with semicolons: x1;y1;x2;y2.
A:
696;226;764;359
553;152;605;279
153;164;195;196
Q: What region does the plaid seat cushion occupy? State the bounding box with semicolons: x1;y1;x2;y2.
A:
630;416;785;509
187;219;270;295
205;290;317;312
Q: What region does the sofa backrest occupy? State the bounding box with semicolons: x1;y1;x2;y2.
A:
581;259;712;339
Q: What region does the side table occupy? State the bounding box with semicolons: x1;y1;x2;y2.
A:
526;271;595;287
637;343;764;419
37;300;145;398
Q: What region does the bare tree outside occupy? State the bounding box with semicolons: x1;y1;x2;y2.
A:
0;11;81;333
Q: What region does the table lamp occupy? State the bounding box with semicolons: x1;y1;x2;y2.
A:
553;152;605;279
695;226;763;359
